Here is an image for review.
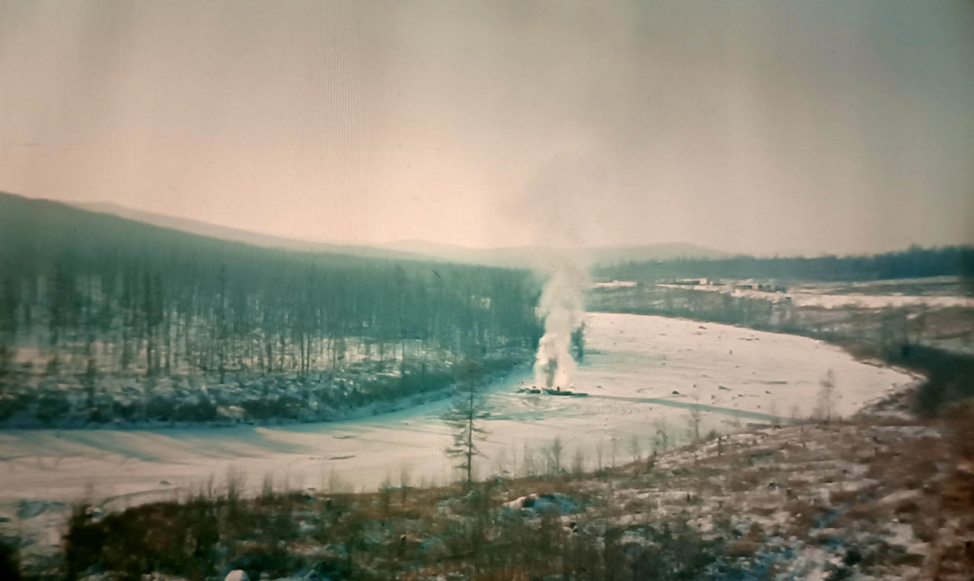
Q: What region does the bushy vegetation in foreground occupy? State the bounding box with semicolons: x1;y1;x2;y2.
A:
6;400;974;581
860;344;974;416
49;478;747;581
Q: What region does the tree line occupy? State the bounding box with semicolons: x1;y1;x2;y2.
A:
597;245;974;283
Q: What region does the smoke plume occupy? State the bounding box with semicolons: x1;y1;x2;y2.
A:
516;155;600;390
534;253;588;389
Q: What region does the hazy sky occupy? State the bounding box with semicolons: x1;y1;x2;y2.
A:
2;1;973;255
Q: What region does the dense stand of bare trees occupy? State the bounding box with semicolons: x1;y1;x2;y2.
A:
0;256;539;380
598;245;974;283
0;252;537;381
0;195;543;405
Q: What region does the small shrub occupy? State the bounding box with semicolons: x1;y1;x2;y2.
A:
173;397;217;422
0;539;21;581
35;393;70;425
146;396;176;421
229;547;305;581
0;395;26;422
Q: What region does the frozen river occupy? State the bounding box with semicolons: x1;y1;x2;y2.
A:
0;313;914;513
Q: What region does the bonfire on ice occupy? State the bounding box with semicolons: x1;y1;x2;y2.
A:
526;255;588;397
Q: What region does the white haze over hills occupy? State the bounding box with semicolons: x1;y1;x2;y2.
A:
72;201;433;263
380;239;727;268
73;199;727;268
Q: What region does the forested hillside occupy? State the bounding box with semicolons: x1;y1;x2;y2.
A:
597;246;974;283
0;193;542;426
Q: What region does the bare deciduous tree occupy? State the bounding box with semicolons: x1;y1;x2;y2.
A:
654;418;670;452
629;434;641;463
571;448;585;476
399;464;412;505
443;359;489;489
547;436;564;475
815;369;836;424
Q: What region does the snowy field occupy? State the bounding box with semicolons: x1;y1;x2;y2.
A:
659;278;973;309
0;313;915;520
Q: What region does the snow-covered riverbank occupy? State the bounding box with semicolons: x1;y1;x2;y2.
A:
0;313;914;527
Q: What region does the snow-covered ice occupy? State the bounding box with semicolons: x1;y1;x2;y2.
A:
659;282;973;309
0;313;913;510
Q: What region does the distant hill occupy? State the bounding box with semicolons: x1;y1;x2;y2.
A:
18;195;726;268
378;240;728;268
72;201;431;262
586;242;729;265
0;192;428;271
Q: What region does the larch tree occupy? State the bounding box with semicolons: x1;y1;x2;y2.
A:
443;359;489;489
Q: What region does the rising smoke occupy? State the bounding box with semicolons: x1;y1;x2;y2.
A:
518;156;601;390
534;253;589;389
